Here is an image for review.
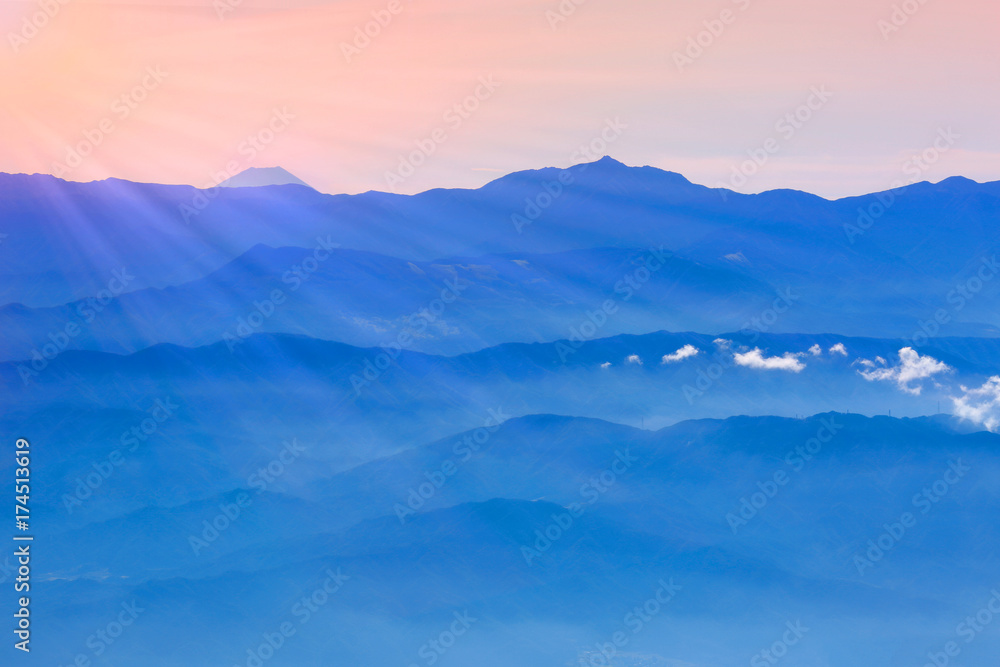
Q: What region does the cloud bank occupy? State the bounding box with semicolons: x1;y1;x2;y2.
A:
733;348;806;373
662;345;700;364
952;376;1000;432
857;347;952;395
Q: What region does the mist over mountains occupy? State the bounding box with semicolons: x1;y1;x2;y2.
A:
3;158;999;336
3;158;999;666
18;413;1000;666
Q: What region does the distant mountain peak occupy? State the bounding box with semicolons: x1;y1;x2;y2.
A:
217;166;312;189
936;175;979;189
480;155;699;197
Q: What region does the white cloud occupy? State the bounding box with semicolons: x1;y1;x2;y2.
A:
625;355;643;365
713;338;732;349
952;376;1000;432
733;348;806;372
662;344;699;364
808;344;823;356
600;362;611;369
829;343;848;356
857;347;952;395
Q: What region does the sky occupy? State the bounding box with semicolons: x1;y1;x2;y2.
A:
0;0;997;197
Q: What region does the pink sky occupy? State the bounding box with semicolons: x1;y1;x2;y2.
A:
1;0;997;197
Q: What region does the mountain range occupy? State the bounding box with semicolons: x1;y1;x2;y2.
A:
2;158;999;666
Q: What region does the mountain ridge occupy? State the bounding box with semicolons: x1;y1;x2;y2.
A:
4;158;998;199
